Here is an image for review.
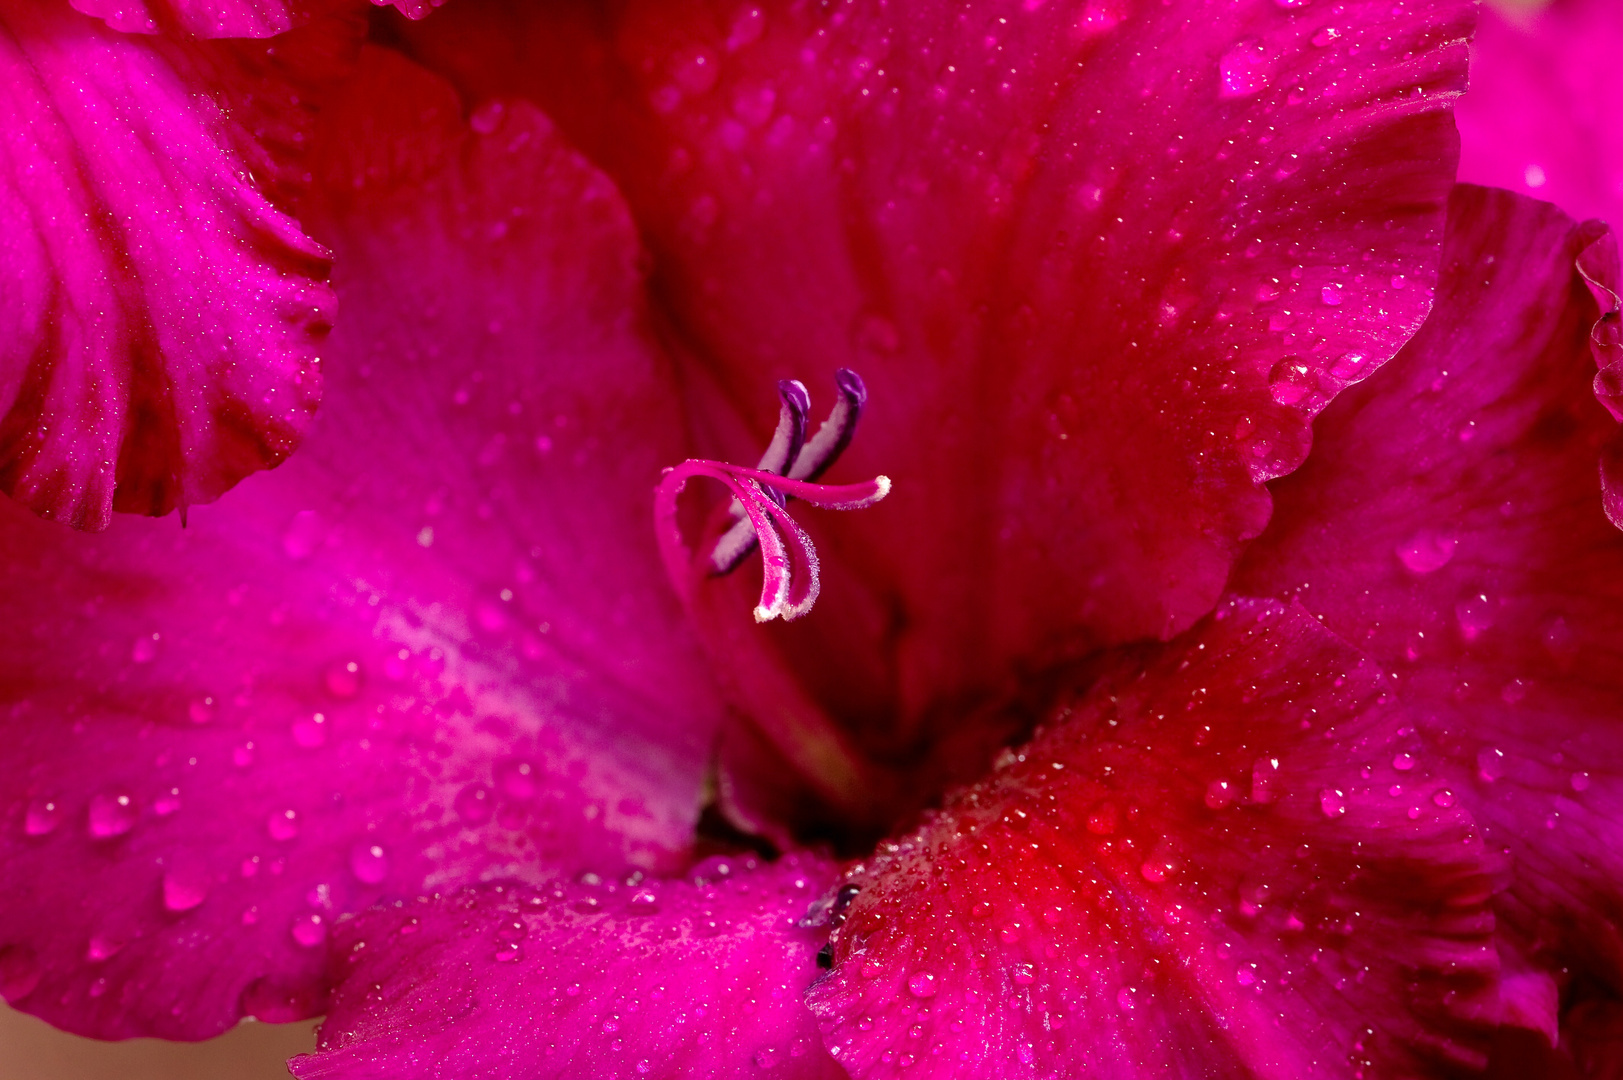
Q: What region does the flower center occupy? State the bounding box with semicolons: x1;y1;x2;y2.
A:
654;369;889;622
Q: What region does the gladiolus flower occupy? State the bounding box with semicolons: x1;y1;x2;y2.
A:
1;0;1621;1078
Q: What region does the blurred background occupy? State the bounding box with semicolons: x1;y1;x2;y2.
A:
0;1004;316;1080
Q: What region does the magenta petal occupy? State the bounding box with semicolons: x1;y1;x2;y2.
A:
0;3;355;528
1456;0;1623;227
1235;187;1623;1007
290;853;844;1080
0;49;721;1039
398;0;1473;789
808;600;1498;1078
68;0;332;37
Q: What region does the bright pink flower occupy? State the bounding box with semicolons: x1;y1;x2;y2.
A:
0;0;1619;1077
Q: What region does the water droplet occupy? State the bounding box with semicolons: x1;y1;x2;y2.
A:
999;922;1024;943
1251;756;1280;804
1455;592;1495;641
1571;772;1592;793
1328;351;1371;381
154;788;182;816
1477;747;1505;783
907;971;938;998
131;634;160;664
1205;778;1235;809
754;1047;781;1070
292;712;328;749
1392;752;1415;772
1543;616;1577;662
233;742;256;768
1431;789;1456;808
349;843;389;885
267;809;299;842
1086;802;1118;835
496;759;539;801
1116;987;1135;1010
86;936;124;962
1219;40;1270;97
455;782;494;824
87;790;136;838
290;913;327;949
162;866;210;912
1012;964;1036;986
325;661;362;699
1235;966;1256;986
1319;285;1343;306
468;100;505;135
282;511;325;559
24;797;62;837
1318;788;1347;818
188;697;215;725
1395;529;1456;574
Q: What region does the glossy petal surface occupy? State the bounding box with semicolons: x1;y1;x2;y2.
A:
293;854;844;1080
1235;187;1623;1024
0;49;719;1040
0;2;353;528
1457;0;1623;227
808;599;1498;1079
394;0;1474;827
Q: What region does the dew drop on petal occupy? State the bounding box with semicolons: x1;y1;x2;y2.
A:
1571;772;1592;793
1318;788;1346;818
455;782;494;824
292;712;328;749
1431;789;1456;808
162;867;210;912
907;971;938;998
349;843;389;885
325;661;362;699
24;797;62;837
1396;529;1456;574
154;788;182;816
290;913;327;949
496;759;539;801
87;790;136;839
267;809;299;842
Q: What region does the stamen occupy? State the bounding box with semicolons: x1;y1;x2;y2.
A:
710;370;871;575
654;372;889;623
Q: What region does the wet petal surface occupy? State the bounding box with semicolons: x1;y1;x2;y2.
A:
392;0;1475;832
0;48;720;1040
1235;186;1623;1040
808;599;1498;1080
0;3;355;528
292;853;844;1080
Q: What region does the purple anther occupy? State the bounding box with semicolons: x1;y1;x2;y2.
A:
654;373;889;623
709;372;872;576
788;369;866;483
758;380;811;479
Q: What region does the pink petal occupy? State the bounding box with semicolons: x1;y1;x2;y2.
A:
1233;186;1623;1041
808;599;1499;1079
68;0;442;37
1457;0;1623;227
394;0;1474;825
0;3;357;529
290;853;844;1080
0;48;721;1039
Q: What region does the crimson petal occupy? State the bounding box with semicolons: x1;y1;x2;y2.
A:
808;599;1498;1079
292;853;845;1080
1234;185;1623;1040
0;48;721;1039
392;0;1474;821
